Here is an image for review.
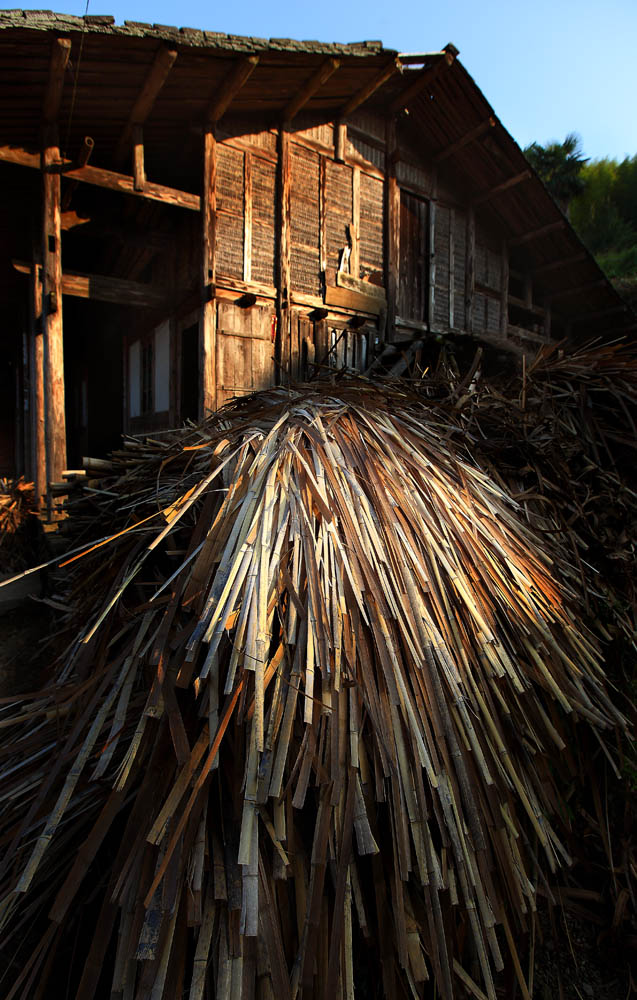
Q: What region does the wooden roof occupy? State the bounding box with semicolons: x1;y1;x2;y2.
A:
0;10;634;338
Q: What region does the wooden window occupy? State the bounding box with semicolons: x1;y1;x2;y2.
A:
398;190;428;323
325;160;353;272
251;154;277;287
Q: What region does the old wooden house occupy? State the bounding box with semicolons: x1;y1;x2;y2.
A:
0;11;634;508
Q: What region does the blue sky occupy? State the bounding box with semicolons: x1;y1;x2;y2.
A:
16;0;637;162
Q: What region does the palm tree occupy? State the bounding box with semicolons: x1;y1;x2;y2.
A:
525;132;588;215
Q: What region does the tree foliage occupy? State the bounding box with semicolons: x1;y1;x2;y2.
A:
525;136;637;304
524;133;588;213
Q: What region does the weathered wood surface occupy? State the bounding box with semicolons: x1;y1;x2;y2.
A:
200;127;217;417
42;132;67;506
114;46;177;164
14;260;167;308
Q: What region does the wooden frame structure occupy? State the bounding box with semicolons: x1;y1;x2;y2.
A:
0;12;632;506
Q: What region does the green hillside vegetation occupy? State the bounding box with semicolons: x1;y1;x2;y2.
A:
525;137;637;309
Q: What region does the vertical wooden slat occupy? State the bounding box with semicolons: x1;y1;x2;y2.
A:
427;168;438;331
276;128;291;383
244;151;252;283
319;156;327;278
465;206;475;336
448;208;455;330
200;127;216;417
351;166;360;279
500;239;509;339
385;118;399;341
42;130;67;509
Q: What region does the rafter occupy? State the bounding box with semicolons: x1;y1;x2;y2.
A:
340;58;400;118
115;46;177;164
472;170;531;207
508;220;566;247
206;56;260;125
434;117;495;164
283;57;340;124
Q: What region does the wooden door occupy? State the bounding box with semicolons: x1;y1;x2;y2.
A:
216;301;275;407
398;191;428;323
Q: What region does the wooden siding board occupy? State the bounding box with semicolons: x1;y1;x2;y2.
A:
325;160;352;271
359;172;384;280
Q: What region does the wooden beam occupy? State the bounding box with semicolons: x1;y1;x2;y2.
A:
42;130;66;509
341;58;400;118
13;260;167;307
132;124;145;192
283;57;340;124
532;252;588;276
389;50;455;113
0;145;200;211
434;117;496;164
508;220;566;247
550;279;607;301
114;46;177;164
43;38;71;123
571;304;630;325
206;56;259;125
472;170;531;207
200;128;217;417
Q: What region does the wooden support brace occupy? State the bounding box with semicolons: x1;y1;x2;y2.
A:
508;220;566;247
0;145;201;211
115;46;177;164
434;117;496;163
532;252;588;276
29;247;46;508
335;122;347;163
341;58;400;117
132;124;146;192
283;58;340;124
13;260;166;308
472;170;531;207
206;56;260;125
549;278;607;301
61;136;94;210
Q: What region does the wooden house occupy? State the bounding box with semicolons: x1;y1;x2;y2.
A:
0;11;634;508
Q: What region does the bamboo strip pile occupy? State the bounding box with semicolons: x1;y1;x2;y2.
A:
0;377;629;1000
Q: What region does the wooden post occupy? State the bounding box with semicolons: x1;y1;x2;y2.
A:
277;128;291;383
351;166;360;278
335;122;346;163
465;207;475;335
448;208;455;330
29;251;46;508
42;129;67;511
500;239;509;339
200;127;217;418
385;118;399;341
243;151;252;283
132;124;146;192
428;168;438;330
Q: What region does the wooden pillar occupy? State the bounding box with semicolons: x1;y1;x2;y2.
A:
42;128;67;509
428;168;438;331
385;118;399;341
200;127;216;418
29;251;46;507
276;128;291;383
500;239;509;339
465;206;475;336
351;165;360;278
